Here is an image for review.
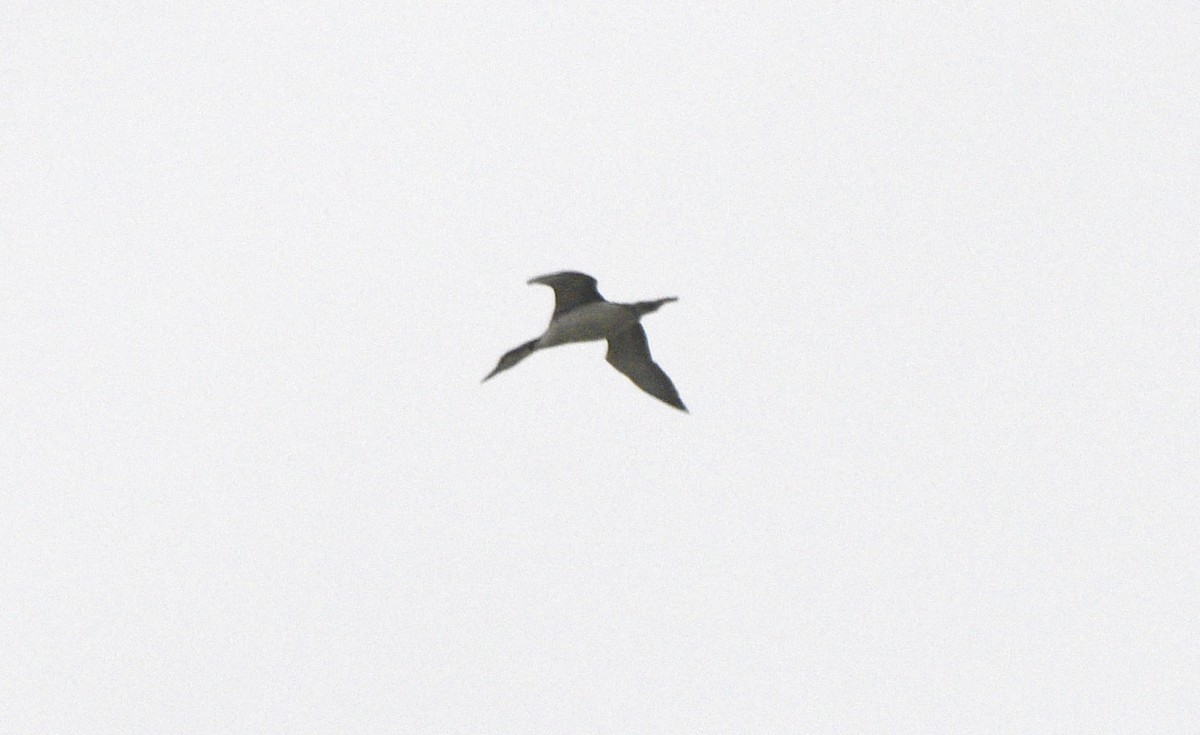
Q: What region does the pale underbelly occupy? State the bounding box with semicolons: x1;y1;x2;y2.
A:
538;303;636;347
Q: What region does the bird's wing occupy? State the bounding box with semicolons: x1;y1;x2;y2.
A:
605;324;687;411
527;271;604;318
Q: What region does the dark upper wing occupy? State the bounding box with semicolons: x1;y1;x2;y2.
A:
527;271;604;318
605;324;687;411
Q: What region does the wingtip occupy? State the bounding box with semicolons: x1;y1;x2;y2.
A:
660;394;688;412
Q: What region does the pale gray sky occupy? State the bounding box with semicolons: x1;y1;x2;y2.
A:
4;3;1198;732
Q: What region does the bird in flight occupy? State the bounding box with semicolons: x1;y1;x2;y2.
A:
484;271;687;412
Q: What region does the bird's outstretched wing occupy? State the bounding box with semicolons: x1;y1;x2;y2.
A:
527;271;604;318
605;324;687;411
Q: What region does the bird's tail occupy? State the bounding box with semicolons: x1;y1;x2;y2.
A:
630;297;678;316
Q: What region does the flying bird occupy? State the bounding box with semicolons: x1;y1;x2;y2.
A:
484;271;687;411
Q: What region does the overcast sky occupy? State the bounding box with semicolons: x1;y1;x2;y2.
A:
4;3;1198;732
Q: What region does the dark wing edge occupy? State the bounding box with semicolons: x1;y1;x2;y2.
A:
528;272;604;318
605;325;687;412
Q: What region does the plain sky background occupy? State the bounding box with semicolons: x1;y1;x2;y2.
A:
4;3;1197;732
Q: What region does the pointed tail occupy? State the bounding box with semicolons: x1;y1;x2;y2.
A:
629;297;678;317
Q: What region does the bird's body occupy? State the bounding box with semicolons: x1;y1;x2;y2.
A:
537;301;637;348
484;271;687;411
